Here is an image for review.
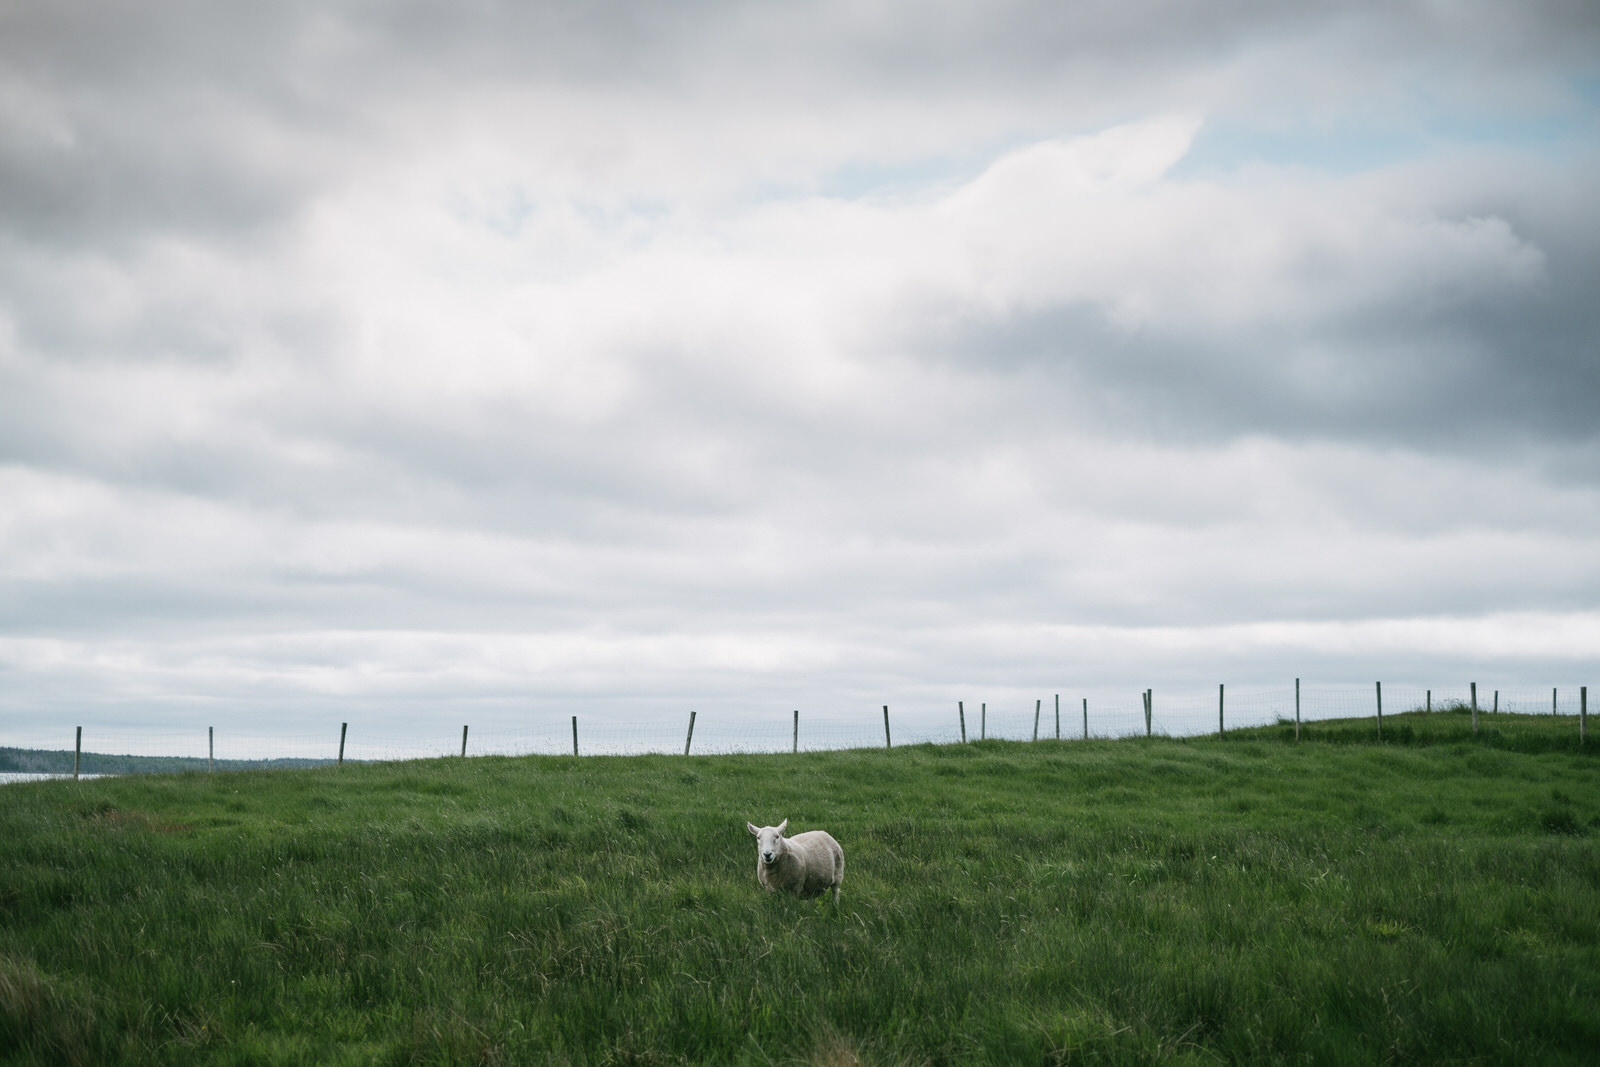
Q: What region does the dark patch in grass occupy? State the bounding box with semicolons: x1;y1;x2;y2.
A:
1540;808;1584;836
868;818;916;848
0;870;76;917
69;804;192;835
615;809;650;833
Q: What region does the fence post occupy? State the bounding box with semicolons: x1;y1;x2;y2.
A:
793;710;798;753
684;711;696;756
461;725;469;758
1493;690;1499;715
1082;698;1088;740
572;716;579;757
959;701;967;744
1553;687;1558;716
1471;683;1479;735
1144;689;1152;737
1427;689;1431;714
74;726;81;781
1055;694;1060;740
981;703;986;741
1376;681;1383;739
209;726;215;773
1218;684;1225;738
1581;687;1587;744
1033;699;1040;742
883;705;892;749
1295;678;1301;741
338;722;347;766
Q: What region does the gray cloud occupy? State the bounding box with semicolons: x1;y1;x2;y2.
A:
1;1;1596;741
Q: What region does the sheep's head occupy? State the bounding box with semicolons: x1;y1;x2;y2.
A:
747;819;789;865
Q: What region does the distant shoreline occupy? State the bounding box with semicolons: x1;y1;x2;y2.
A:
0;747;340;778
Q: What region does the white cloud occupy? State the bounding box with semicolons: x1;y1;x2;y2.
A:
0;2;1595;743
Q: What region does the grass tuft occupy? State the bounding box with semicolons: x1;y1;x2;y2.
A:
0;955;96;1066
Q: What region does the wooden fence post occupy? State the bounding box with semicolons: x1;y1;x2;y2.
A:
1471;683;1479;735
1553;687;1558;716
1581;687;1587;745
572;716;578;757
883;705;892;749
1427;689;1431;713
74;726;81;781
793;710;798;753
1055;694;1060;740
1295;678;1301;741
1494;690;1499;715
1082;697;1088;740
1144;689;1152;737
209;726;215;773
684;711;696;756
338;723;347;766
959;701;967;744
1033;699;1040;742
1376;681;1383;739
981;703;986;741
461;725;469;757
1218;684;1225;738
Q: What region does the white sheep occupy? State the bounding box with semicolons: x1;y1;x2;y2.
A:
746;818;844;902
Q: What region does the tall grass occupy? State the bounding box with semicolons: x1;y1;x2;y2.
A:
2;710;1597;1064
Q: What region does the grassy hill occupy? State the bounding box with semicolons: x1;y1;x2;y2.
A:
2;709;1597;1064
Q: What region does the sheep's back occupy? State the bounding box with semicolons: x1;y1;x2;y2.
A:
787;830;844;895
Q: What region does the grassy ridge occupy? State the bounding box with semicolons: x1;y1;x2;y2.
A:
2;710;1597;1065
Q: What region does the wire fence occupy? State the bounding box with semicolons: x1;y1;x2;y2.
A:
2;681;1588;781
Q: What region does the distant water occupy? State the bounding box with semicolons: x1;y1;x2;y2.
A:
0;772;107;785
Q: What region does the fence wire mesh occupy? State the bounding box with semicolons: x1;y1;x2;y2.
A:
2;682;1588;780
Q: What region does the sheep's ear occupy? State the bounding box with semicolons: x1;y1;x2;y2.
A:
776;818;788;834
747;822;760;836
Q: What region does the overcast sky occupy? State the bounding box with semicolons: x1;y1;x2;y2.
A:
3;1;1597;743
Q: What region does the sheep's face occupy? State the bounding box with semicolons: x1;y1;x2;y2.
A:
747;819;789;866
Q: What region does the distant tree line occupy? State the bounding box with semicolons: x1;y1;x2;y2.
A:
1;747;339;775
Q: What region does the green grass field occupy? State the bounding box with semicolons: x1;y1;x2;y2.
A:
3;708;1597;1065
